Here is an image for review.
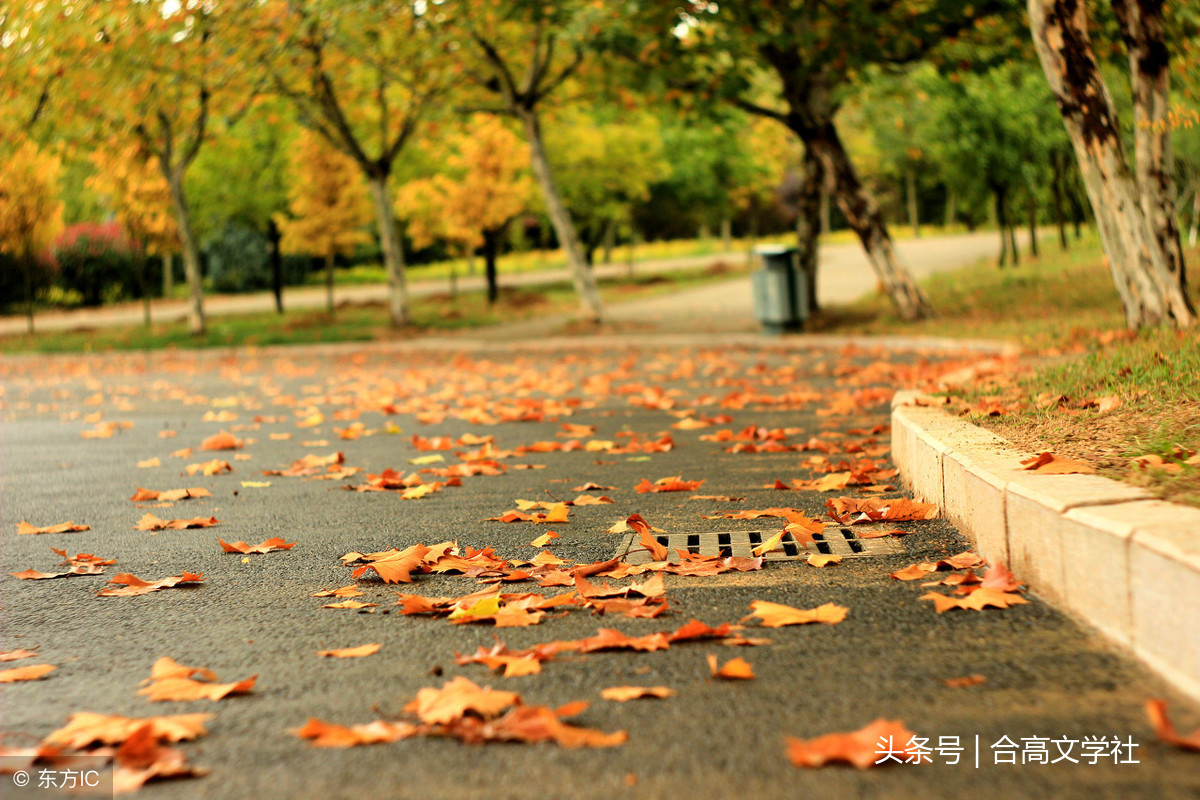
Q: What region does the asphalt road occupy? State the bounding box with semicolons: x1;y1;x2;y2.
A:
1;337;1197;800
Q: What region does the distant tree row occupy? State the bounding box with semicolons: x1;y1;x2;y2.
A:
1;1;1197;331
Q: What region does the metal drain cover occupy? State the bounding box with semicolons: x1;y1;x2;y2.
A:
617;527;906;565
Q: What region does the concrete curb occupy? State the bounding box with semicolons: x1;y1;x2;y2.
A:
892;390;1200;703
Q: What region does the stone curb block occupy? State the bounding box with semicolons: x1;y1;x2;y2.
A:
892;393;1200;703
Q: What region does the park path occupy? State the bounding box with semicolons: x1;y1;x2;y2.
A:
0;230;1019;337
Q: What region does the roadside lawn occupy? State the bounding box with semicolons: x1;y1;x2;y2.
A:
817;229;1200;506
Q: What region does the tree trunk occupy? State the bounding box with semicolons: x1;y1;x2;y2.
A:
806;124;931;320
139;252;151;327
1027;191;1039;258
483;228;500;305
626;229;638;279
1112;0;1192;315
944;186;957;228
995;187;1010;267
517;107;603;321
906;168;921;238
698;222;711;243
324;250;335;314
1028;0;1194;327
22;253;34;334
795;148;823;314
720;216;733;252
165;169;205;335
602;219;615;264
162;251;174;297
366;173;409;327
819;183;831;235
1051;151;1069;249
1190;186;1199;247
268;217;284;314
467;247;477;276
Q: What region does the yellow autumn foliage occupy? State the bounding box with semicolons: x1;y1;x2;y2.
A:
0;137;64;259
395;115;533;252
87;142;179;256
277;130;373;259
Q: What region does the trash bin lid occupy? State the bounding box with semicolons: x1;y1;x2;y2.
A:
754;245;797;256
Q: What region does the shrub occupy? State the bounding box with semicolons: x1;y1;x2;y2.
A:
52;222;142;306
205;222;271;293
0;250;58;312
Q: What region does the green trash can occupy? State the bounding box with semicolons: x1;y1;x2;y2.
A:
752;246;808;334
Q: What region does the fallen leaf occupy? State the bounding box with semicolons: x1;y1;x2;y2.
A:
45;712;212;749
293;718;419;748
601;686;674;702
138;457;161;468
1146;699;1200;752
787;718;922;768
97;572;205;597
139;674;257;702
322;600;378;609
743;600;848;627
130;487;212;502
1019;452;1096;474
185;459;232;476
200;430;243;451
111;721;208;793
16;521;90;535
218;537;296;555
920;588;1029;613
626;513;668;561
529;531;561;548
752;530;786;557
317;643;382;659
806;554;843;567
310;585;363;598
0;648;39;662
350;544;432;584
707;654;755;680
135;513;219;532
0;664;56;683
634;476;704;493
942;674;987;688
404;676;521;725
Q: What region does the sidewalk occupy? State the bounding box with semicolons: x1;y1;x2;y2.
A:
0;230;1022;337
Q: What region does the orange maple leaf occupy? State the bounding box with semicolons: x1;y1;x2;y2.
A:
1146;699;1200;752
0;663;56;683
16;521;90;535
218;537;296;555
97;572;204;597
920;587;1029;613
317;643;382;659
634;475;704;493
706;654;755;680
293;718;419;748
1020;452;1096;474
787;718;922;768
135;513;218;532
200;430;243;451
743;600;848;628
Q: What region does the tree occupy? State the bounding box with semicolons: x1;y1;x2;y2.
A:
1029;0;1194;328
0;137;64;333
626;1;1018;320
87;141;180;325
43;0;259;335
276;129;373;313
453;0;623;321
547;108;671;266
396;115;534;304
253;0;455;327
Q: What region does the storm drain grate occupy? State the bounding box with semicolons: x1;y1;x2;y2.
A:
617;527;905;565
